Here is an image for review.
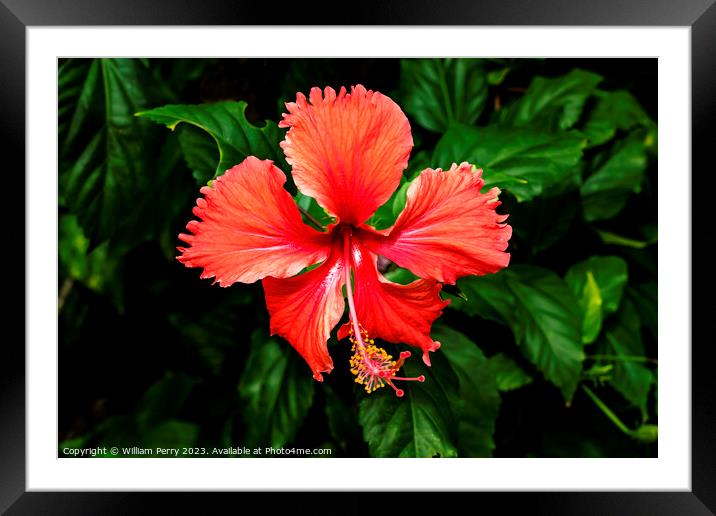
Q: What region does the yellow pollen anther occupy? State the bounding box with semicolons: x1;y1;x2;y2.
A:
347;324;424;396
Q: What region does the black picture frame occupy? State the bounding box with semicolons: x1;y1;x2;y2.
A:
2;1;714;513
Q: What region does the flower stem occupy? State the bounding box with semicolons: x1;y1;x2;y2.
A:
587;354;658;366
581;384;632;436
58;278;74;313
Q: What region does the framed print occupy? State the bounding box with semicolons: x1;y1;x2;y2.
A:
2;0;715;513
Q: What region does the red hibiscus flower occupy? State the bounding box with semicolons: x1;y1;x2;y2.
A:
177;85;512;396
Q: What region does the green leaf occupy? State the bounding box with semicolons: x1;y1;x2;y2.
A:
58;59;101;151
366;175;408;230
435;327;501;457
451;271;514;324
359;358;458;458
169;298;254;377
565;256;629;344
441;283;468;301
58;213;124;310
59;59;165;245
500;69;602;130
488;352;534;391
627;282;658;339
433;124;585;202
582;90;654;147
579;272;603;344
143;420;199;449
404;149;432;180
155;59;214;101
383;266;419;285
323;386;360;452
176;125;219;185
581;137;648;221
136;371;198;432
295;191;335;227
487;67;510;86
600;300;653;415
580;119;616;149
391;180;412;218
568;257;628;313
454;267;584;400
631;424;658;443
238;330;315;448
509;191;578;254
400;58;488;132
137;101;287;182
506;266;585;400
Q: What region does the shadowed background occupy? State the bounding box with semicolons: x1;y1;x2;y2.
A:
58;58;657;458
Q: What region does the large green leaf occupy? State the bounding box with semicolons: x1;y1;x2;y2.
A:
582;90;655;147
451;271;514;324
435;327;501;457
136;371;198;432
58;59;101;152
565;256;629;344
506;266;585;400
175;125;219;185
600;300;653;415
359;358;458;458
452;267;584;400
433;124;585;202
59;58;165;245
323;386;361;452
581;136;648;221
238;330;315;448
400;58;488;133
580;272;603;344
488;352;534;391
138;101;287;184
500;69;602;130
508;190;579;254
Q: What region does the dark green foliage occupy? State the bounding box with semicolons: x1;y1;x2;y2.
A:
433;125;586;202
59;59;165;246
581;134;649;221
138;101;287;184
238;331;316;449
498;69;602;130
359;357;459;458
436;327;501;457
58;58;657;458
565;256;629;344
488;353;533;391
400;58;488;132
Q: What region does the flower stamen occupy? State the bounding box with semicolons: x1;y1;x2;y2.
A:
347;325;425;396
343;227;424;397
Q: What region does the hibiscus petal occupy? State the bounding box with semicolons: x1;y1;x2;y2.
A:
263;239;345;381
280;85;413;225
359;163;512;285
178;156;330;286
338;240;449;366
